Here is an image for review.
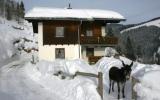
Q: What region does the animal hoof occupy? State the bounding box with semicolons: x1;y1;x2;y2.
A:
123;95;125;98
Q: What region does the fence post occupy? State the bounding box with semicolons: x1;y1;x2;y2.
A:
132;77;139;100
74;71;103;99
97;72;103;100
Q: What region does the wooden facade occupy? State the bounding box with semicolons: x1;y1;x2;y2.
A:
80;36;118;44
42;20;118;45
43;21;79;45
80;21;102;37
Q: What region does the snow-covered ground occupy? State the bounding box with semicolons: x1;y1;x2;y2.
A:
1;55;160;100
0;59;101;100
0;17;160;100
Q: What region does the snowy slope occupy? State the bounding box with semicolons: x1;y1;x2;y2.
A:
0;17;36;66
121;18;160;33
132;63;160;100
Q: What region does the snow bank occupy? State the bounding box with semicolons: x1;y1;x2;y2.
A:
133;63;160;100
95;56;160;100
25;59;101;100
1;54;160;100
95;56;133;99
0;17;34;65
29;57;160;100
35;59;98;75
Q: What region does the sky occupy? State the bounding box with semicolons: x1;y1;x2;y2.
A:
23;0;160;24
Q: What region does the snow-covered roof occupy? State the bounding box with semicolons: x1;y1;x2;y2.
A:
25;7;125;21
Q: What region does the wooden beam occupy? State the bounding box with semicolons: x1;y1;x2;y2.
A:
97;72;103;100
75;71;98;78
132;77;139;100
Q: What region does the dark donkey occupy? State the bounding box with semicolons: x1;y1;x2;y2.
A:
109;61;133;99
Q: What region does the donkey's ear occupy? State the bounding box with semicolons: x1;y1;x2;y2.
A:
121;60;125;66
130;61;133;67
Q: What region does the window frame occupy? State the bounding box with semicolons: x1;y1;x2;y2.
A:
55;48;65;59
55;27;64;37
86;30;93;37
86;48;94;57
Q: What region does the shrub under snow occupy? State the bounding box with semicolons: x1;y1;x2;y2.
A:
104;47;118;57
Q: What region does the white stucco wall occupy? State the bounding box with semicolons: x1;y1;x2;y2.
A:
38;22;81;61
94;47;105;56
39;45;80;61
81;46;106;62
101;26;106;37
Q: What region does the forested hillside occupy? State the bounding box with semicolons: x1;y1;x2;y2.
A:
0;0;25;22
120;26;160;64
108;18;160;64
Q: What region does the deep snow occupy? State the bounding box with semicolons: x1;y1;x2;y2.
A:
1;56;160;100
0;17;160;100
0;17;37;66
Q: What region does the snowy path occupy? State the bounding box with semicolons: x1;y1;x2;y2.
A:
103;81;132;100
0;60;63;100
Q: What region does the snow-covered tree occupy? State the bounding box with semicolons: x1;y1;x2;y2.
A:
104;47;118;57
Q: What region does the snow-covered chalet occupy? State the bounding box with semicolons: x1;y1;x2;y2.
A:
25;7;125;63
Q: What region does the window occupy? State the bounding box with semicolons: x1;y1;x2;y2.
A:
55;48;65;59
56;27;64;37
86;48;94;56
86;30;93;36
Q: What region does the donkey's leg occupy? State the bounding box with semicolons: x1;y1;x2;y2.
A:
117;82;120;99
112;81;114;92
109;79;112;94
122;82;126;98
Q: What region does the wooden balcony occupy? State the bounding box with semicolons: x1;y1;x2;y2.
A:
80;36;118;45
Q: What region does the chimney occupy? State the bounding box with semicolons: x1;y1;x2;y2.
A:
67;3;72;9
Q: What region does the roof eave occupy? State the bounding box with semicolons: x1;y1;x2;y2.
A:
25;17;126;23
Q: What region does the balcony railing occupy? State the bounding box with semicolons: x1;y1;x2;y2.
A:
80;36;118;45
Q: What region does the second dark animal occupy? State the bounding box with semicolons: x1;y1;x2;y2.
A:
109;61;133;99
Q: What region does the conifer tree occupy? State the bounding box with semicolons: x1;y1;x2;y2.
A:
16;2;20;22
108;27;114;36
6;0;12;20
19;1;25;18
125;36;136;60
136;45;142;58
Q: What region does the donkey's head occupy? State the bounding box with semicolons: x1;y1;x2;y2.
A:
121;61;133;80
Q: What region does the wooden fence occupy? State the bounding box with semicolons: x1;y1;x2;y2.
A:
132;77;140;100
75;71;103;100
